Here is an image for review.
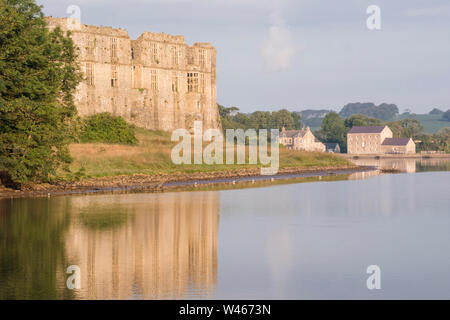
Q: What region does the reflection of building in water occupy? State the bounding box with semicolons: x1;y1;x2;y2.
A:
348;158;450;181
348;169;380;180
350;158;417;174
65;192;219;299
382;159;416;173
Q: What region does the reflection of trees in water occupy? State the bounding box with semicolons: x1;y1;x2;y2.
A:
80;208;130;231
416;159;450;172
64;191;219;299
0;198;74;299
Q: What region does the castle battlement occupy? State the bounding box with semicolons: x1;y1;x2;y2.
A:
45;17;220;132
193;42;215;49
138;32;185;44
46;17;130;38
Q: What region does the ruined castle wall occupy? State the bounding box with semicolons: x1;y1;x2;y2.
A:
45;17;220;132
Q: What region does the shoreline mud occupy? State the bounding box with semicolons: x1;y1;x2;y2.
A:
0;165;371;199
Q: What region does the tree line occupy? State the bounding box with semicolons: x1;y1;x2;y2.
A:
219;106;450;153
219;105;302;131
339;102;399;121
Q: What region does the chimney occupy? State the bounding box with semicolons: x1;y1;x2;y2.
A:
306;126;311;131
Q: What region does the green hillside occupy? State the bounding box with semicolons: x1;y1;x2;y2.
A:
306;113;449;134
397;114;449;133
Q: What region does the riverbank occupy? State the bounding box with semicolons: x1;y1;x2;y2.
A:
0;164;366;199
66;128;351;177
0;128;361;198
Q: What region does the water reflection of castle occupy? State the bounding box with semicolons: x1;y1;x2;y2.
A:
65;192;219;299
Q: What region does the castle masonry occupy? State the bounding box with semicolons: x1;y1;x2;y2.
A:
46;17;221;131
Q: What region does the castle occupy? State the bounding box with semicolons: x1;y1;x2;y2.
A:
46;17;221;131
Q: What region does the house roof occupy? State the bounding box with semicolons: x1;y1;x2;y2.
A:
382;138;411;146
280;129;307;138
348;126;386;134
325;142;339;148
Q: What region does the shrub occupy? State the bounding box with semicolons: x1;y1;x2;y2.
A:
79;113;138;145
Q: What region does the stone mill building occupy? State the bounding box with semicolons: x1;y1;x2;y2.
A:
46;17;221;132
347;125;415;154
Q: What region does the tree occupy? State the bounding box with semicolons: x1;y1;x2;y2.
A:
339;102;399;120
417;127;450;153
344;114;383;128
292;112;302;129
442;110;450;122
218;104;239;118
233;112;250;128
248;111;271;130
387;119;424;139
429;108;443;115
0;0;82;186
319;112;347;151
271;109;295;130
434;127;450;152
219;106;301;132
218;104;228;118
400;119;425;139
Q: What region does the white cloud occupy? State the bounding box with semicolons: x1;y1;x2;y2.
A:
263;11;295;72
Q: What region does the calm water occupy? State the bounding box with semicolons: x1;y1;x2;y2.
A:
0;159;449;299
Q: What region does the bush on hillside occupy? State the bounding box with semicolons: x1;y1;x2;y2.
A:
79;113;138;145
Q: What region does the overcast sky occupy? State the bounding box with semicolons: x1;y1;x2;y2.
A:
37;0;450;114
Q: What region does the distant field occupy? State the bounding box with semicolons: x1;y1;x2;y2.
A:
67;128;350;179
397;114;450;133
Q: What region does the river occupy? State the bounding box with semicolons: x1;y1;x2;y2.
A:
0;158;449;299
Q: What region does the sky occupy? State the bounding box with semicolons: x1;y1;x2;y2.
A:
36;0;450;114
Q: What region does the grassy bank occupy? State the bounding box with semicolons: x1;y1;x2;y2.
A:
66;128;351;179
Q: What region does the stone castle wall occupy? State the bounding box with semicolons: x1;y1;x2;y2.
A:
46;17;220;131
